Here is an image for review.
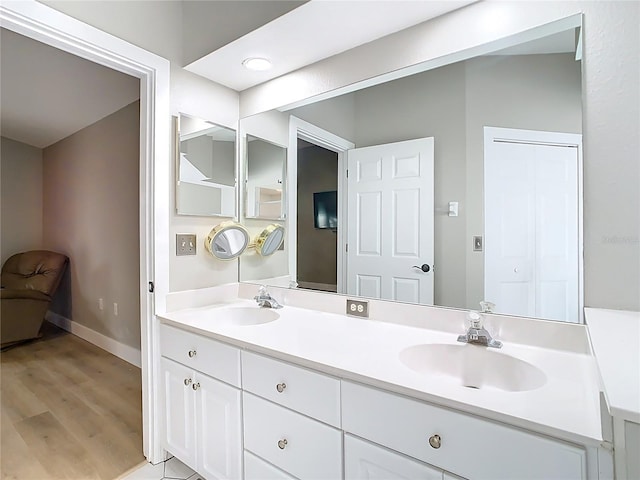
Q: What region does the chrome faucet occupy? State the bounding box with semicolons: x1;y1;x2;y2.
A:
254;285;283;309
457;302;502;348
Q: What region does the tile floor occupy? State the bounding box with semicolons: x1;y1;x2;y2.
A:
120;456;202;480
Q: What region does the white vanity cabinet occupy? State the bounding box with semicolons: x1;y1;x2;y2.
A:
342;381;588;480
241;351;343;480
159;324;242;480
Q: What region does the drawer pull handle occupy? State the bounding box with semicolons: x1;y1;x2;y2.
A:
276;382;287;393
183;378;192;386
277;439;288;450
192;382;200;391
188;350;197;358
428;434;442;449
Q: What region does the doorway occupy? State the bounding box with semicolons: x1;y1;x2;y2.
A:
0;1;170;463
296;139;339;292
484;126;583;323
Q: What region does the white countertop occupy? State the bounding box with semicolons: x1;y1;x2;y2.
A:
160;300;603;446
586;307;640;423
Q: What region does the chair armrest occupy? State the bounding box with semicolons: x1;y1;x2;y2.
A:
0;289;51;302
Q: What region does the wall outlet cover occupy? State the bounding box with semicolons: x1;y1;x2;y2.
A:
346;299;369;318
176;234;197;256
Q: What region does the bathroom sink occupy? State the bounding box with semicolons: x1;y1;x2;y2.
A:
399;343;546;392
214;306;280;327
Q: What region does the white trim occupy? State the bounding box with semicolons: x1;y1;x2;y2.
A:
483;126;584;324
288;117;354;290
46;312;142;368
0;1;170;463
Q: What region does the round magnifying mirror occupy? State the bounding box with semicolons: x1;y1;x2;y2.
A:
254;224;285;256
205;221;250;260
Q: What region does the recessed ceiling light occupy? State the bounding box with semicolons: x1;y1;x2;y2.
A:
242;57;272;71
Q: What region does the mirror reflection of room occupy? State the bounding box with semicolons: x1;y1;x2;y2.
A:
239;26;583;323
177;114;236;217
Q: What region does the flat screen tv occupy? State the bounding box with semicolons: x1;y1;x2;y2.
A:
313;191;337;229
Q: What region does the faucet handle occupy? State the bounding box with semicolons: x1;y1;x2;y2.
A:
467;311;483;329
258;284;268;295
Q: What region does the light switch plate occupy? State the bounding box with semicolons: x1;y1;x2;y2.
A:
473;235;483;252
176;234;197;256
346;299;369;318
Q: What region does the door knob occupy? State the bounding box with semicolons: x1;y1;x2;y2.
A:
412;264;431;273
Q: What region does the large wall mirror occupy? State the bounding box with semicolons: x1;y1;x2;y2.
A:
175;113;236;217
239;16;584;324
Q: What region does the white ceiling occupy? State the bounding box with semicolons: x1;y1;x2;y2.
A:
185;0;476;91
0;28;140;149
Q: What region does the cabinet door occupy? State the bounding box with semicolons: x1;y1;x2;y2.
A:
195;372;242;480
345;434;443;480
161;358;196;469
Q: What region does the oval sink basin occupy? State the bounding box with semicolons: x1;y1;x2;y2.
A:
399;343;546;392
214;306;280;327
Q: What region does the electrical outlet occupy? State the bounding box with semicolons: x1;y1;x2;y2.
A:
176;234;197;256
113;303;118;316
346;299;369;318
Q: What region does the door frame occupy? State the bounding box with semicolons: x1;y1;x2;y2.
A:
287;117;354;292
483;126;584;323
0;1;170;462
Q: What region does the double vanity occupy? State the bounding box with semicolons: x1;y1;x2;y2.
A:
157;283;615;480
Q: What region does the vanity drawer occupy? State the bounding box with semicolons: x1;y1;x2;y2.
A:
243;392;342;480
159;323;240;387
342;381;587;480
244;451;297;480
242;350;341;426
345;434;444;480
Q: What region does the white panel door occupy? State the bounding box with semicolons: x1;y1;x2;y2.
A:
347;138;434;305
195;372;242;480
161;358;196;469
485;128;580;322
345;434;443;480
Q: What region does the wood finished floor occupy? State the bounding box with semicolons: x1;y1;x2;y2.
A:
1;322;145;480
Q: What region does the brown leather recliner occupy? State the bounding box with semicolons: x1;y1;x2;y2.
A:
1;250;69;348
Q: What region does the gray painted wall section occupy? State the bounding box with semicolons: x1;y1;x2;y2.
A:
0;137;44;265
43;102;141;348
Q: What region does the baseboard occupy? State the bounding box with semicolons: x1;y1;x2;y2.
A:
45;311;142;368
296;281;337;292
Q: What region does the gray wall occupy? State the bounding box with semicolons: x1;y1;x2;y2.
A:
296;143;338;288
0;137;43;265
43;102;141;348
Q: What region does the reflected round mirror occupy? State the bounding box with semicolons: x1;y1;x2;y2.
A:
205;222;249;260
254;224;285;256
